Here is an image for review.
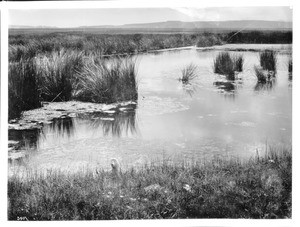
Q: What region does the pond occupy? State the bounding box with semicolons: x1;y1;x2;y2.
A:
8;44;292;174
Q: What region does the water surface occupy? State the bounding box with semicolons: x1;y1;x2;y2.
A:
9;45;292;173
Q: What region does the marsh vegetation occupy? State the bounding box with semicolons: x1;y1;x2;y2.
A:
179;63;198;84
8;29;293;220
213;52;244;80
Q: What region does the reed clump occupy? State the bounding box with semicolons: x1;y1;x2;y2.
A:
288;59;292;73
233;54;244;72
254;66;268;83
214;52;244;80
179;63;198;84
260;50;277;72
35;49;85;102
75;57;138;103
8;59;41;119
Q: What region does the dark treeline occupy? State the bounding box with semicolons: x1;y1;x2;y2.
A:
226;31;292;44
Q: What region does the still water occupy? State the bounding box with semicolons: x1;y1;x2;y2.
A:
9;45;292;173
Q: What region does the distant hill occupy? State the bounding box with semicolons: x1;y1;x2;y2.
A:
77;20;292;31
10;20;292;35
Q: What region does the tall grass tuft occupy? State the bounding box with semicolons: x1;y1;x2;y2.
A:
179;63;198;84
254;66;268;83
75;57;138;103
35;49;84;102
288;59;292;73
9;59;41;119
213;52;235;80
233;54;244;72
260;50;277;72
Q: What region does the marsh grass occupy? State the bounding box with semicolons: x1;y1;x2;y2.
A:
233;54;244;72
8;51;138;119
8;145;291;220
213;52;235;80
179;63;198;84
288;59;292;73
75;56;138;103
90;111;137;137
254;66;267;83
35;49;84;101
260;50;277;72
8;59;41;119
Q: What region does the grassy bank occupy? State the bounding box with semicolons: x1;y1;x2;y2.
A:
8;145;291;220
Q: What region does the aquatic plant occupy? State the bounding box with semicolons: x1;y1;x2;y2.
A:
213;52;235;80
254;65;276;84
179;63;198;84
233;54;244;72
260;50;277;72
8;145;291;220
8;59;41;119
35;49;84;101
75;56;138;103
254;66;267;83
288;58;292;73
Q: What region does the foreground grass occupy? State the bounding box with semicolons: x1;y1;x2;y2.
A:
8;146;291;220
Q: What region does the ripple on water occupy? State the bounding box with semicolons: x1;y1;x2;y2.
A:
138;96;189;116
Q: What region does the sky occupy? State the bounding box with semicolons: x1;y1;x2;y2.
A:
9;7;292;28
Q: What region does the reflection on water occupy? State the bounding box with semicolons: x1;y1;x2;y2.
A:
288;73;292;82
47;117;75;138
89;109;138;137
9;128;40;149
9;45;292;173
213;81;236;93
254;79;276;92
182;83;199;97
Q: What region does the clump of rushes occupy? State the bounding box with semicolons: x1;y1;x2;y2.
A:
233;54;244;72
35;49;84;102
214;52;235;80
254;66;267;83
260;50;277;72
8;145;291;220
75;57;138;103
179;63;198;84
288;59;292;73
8;59;41;119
